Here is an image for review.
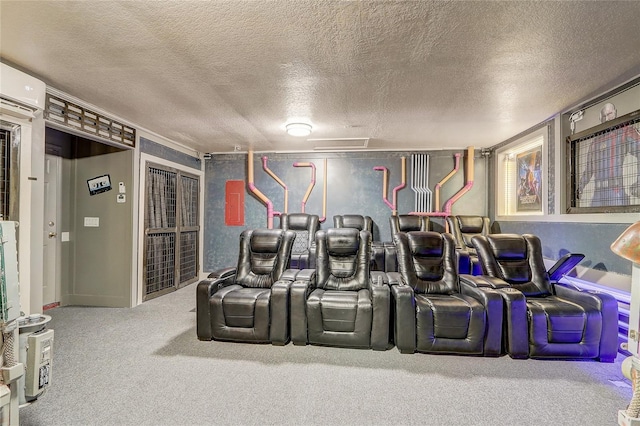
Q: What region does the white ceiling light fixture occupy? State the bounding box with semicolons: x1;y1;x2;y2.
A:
286;122;312;137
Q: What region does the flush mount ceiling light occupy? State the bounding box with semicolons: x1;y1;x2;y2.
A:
286;122;312;137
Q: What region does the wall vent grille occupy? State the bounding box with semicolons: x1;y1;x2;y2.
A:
310;138;369;150
44;94;135;147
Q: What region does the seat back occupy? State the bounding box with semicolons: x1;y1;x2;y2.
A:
315;228;371;291
446;215;490;254
280;213;319;254
394;231;458;295
472;233;552;297
389;215;429;236
333;214;373;233
235;229;295;288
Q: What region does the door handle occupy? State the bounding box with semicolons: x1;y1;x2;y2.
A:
48;232;57;238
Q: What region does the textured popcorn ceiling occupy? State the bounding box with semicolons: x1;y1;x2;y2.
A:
1;1;640;153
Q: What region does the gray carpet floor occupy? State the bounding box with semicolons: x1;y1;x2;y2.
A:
19;283;632;426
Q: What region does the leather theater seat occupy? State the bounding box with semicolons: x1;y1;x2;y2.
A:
290;228;391;350
334;214;385;271
280;213;320;269
446;215;491;275
471;233;618;362
387;231;502;356
386;214;431;272
333;214;373;233
196;228;296;345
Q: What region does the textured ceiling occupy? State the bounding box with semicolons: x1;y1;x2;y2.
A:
1;1;640;153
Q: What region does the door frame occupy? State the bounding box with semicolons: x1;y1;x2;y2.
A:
43;154;62;307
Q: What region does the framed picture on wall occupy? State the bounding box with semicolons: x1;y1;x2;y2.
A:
87;174;112;196
516;147;542;212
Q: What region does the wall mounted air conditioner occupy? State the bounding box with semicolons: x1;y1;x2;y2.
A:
0;63;46;119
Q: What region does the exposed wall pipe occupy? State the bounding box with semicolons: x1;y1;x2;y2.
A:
293;162;316;213
262;156;288;215
373;166;393;209
442;146;474;213
247;150;274;229
320;158;327;223
409;147;476;231
434;153;461;212
373;157;406;216
393;157;407;215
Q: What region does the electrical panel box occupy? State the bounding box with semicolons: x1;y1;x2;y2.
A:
24;328;54;399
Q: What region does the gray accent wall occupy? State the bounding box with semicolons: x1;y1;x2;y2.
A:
495;221;632;276
204;150;488;271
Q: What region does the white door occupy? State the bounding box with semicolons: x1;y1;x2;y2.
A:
43;154;61;307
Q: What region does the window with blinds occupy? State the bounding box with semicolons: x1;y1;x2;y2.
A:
144;163;199;300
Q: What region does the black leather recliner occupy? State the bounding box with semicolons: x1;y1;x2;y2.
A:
471;233;618;362
334;214;386;271
280;213;320;269
446;215;491;275
389;214;430;236
386;215;431;272
387;231;502;356
333;214;373;232
290;228;391;350
196;228;295;345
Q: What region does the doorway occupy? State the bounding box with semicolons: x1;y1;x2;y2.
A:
44;126;134;308
42;154;61;308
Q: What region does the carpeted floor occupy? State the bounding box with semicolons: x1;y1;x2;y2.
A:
19;283;632;425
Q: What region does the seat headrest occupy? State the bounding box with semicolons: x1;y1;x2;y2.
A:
486;234;527;260
458;216;486;233
398;216;421;231
250;229;284;253
407;232;443;257
340;215;366;229
286;213;314;230
326;228;360;256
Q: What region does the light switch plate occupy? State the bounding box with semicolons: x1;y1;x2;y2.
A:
84;217;99;227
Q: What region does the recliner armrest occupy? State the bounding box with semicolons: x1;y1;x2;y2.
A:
495;287;528;359
281;269;300;282
386;271;402;286
369;271;391;351
459;280;503;356
460;274;510;289
553;284;619;362
295;268;316;283
290;278;314;346
390;284;416;353
553;284;612;311
196;268;236;341
456;250;472;275
207;266;236;281
370;271;388;286
271;280;294;345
